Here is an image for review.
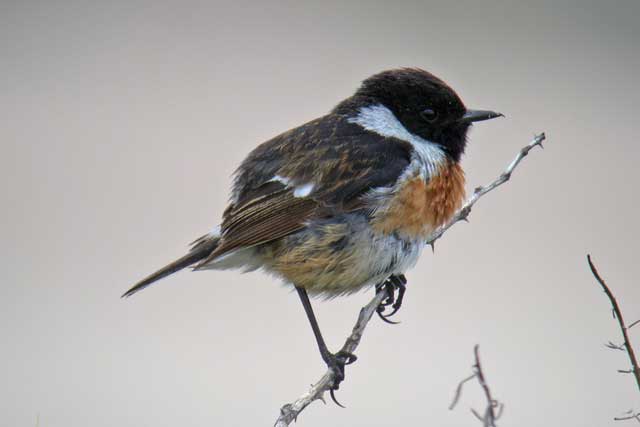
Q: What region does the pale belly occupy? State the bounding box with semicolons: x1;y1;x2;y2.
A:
257;213;425;298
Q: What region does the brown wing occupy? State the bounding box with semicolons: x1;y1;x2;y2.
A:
219;185;317;253
195;114;412;267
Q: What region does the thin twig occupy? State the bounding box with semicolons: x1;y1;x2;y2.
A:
450;345;503;427
615;411;640;423
275;291;388;426
606;341;627;352
449;374;477;410
587;255;640;393
473;345;500;427
426;132;546;245
274;133;547;426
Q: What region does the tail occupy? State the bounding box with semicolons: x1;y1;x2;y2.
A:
121;234;219;298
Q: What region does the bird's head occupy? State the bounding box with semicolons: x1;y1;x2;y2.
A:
336;68;503;162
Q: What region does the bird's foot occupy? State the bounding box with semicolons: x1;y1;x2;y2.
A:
321;350;357;407
375;274;407;324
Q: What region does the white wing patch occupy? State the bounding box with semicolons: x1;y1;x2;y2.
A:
269;175;314;198
293;183;314;198
269;175;292;186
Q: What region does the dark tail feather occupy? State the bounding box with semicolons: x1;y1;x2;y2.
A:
121;235;219;298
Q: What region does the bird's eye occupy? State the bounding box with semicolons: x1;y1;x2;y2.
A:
420;108;438;122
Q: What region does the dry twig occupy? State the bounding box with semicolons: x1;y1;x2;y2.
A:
587;255;640;422
274;133;547;426
426;132;546;245
275;291;388;426
615;410;640;423
587;255;640;391
450;345;503;427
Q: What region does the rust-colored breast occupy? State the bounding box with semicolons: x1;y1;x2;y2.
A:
372;162;466;238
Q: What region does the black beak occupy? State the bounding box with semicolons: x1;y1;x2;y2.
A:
459;109;504;124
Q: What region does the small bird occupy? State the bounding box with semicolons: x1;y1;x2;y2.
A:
123;68;502;401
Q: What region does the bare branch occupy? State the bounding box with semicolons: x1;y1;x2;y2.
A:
615;410;640;423
450;345;503;427
449;374;477;410
274;133;547;425
587;255;640;393
473;345;501;427
426;132;546;245
274;291;388;426
471;408;485;422
606;341;627;352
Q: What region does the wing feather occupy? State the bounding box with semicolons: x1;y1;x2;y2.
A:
196;114;412;267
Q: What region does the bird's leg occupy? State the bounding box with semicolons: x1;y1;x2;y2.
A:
375;274;407;324
295;286;357;407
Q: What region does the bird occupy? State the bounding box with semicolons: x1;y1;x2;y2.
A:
123;68;502;402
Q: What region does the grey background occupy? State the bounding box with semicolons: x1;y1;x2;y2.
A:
2;0;639;426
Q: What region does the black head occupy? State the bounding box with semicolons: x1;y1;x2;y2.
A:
335;68;502;162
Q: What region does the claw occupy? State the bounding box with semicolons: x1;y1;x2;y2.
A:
344;354;357;365
382;307;402;320
322;350;357;407
330;389;346;408
375;274;407;323
386;281;406;317
377;310;400;324
335;350;357;365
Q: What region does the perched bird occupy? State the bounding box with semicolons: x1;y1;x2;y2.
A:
123;68;502;401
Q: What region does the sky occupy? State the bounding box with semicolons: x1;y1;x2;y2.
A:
2;0;639;426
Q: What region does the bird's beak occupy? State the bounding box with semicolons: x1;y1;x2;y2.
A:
459;109;504;124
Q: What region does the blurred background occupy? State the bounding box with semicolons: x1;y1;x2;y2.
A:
2;0;639;426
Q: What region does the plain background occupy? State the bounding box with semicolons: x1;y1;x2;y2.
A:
2;0;639;426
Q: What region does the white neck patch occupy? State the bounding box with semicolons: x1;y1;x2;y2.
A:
347;104;446;178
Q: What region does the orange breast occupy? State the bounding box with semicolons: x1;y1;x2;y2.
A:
372;162;466;238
